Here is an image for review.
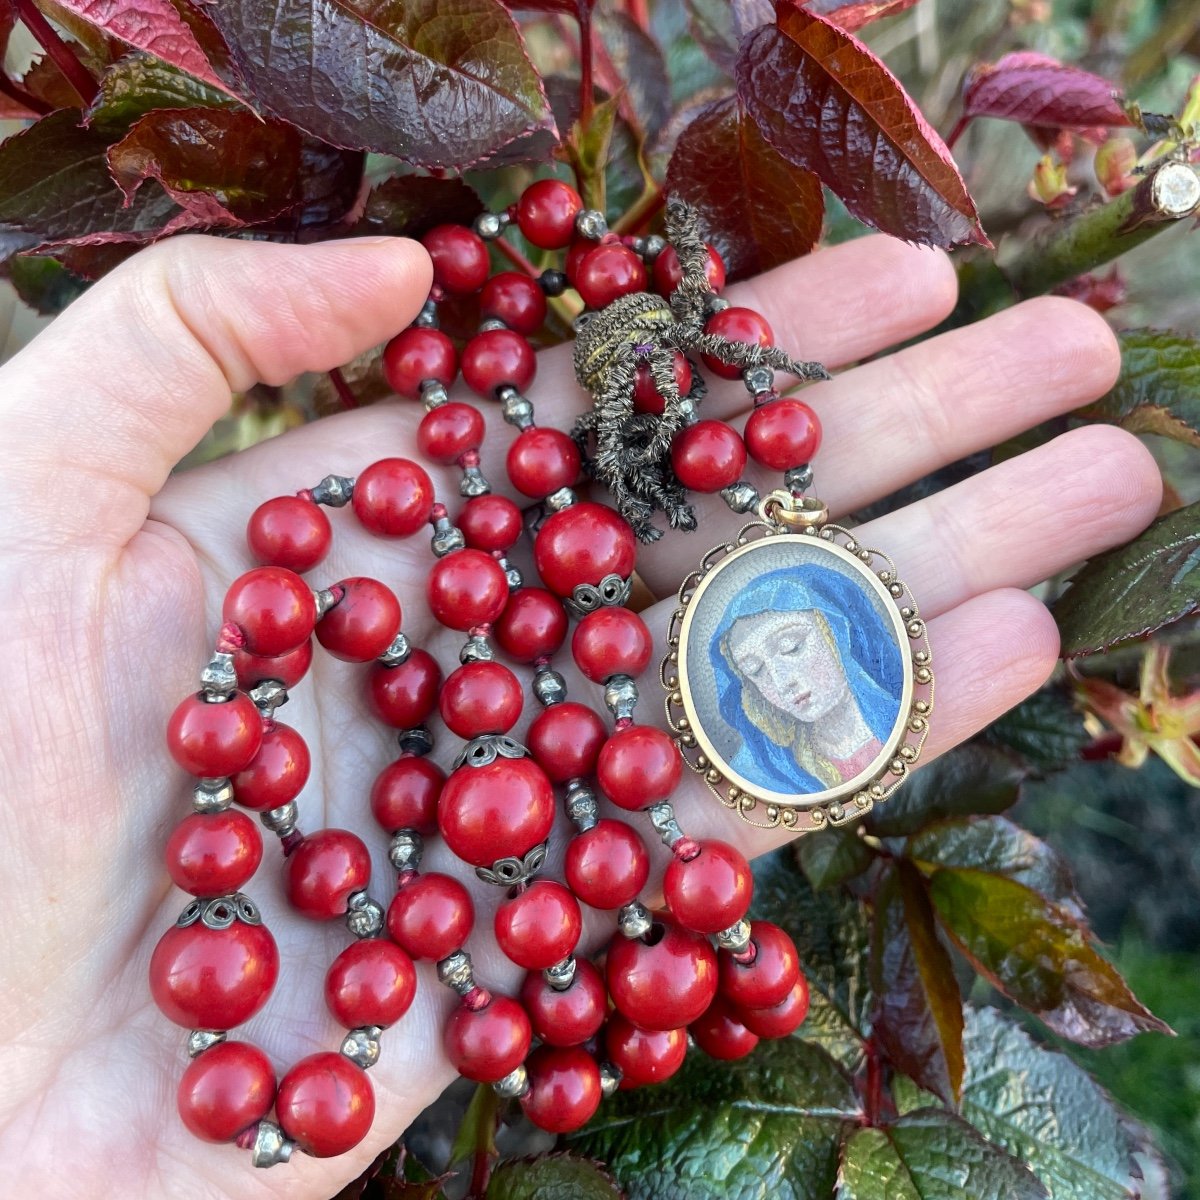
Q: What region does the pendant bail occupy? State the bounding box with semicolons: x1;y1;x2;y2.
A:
755;489;828;531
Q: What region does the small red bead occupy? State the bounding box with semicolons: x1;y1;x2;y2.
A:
316;577;402;662
744;398;822;470
605;1016;688;1088
653;243;726;297
246;496;332;573
439;758;555;868
571;607;652;683
480;271;548;334
718;921;800;1010
633;351;692;415
231;720;310;811
527;701;607;783
427;548;509;631
506;426;581;498
519;959;607;1047
517;179;584;249
167;692;263;778
352;458;435;538
575;243;648;309
690;994;759;1060
177;1041;275;1143
564;238;592;285
444;995;531;1083
702;307;774;380
387;872;474;960
383;327;458;399
606;916;718;1030
461;328;536;397
564;818;650;910
149;917;278;1029
370;755;444;836
439;661;524;737
165;810;263;896
232;639;313;691
325;939;417;1029
223;568;316;657
285;829;371;920
520;1045;602;1133
459;494;523;552
366;648;442;728
494;881;582;970
663;839;753;934
671;420;747;492
736;976;810;1039
597;725;681;811
417;402;485;464
494;588;568;662
422;224;490;294
534;502;636;598
276;1052;375;1158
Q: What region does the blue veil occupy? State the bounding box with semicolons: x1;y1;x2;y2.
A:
708;564;903;794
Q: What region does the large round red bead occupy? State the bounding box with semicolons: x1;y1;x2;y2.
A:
165;810;263;896
606;916;718;1030
517;179;583;249
276;1052;375;1158
384;327;458;399
246;496;331;573
366;648;441;728
571;606;652;683
438;758;555;867
494;588;568;662
459;494;523;552
519;958;607;1047
563;818;649;910
480;271;547;333
167;692;262;778
387;872;475;960
596;724;681;811
671;420;747;493
232;639;313;691
439;661;523;737
534;502;636;597
285;829;371;920
443;995;531;1083
736;976;810;1039
702;307;774;380
506;427;581;499
575;243;647;309
633;351;692;416
417;402;484;464
316;577;401;662
744;398;822;470
494;881;582;970
520;1045;602;1133
427;549;509;631
422;224;490;294
177;1040;276;1143
719;921;800;1010
325;939;417;1029
663;839;754;934
370;755;444;836
527;701;607;783
222;567;316;657
352;458;434;537
605;1016;687;1088
461;329;536;397
653;242;725;297
231;720;310;811
690;994;759;1060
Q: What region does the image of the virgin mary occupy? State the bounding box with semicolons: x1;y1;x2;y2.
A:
710;565;904;795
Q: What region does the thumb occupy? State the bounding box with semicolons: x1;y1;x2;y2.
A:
0;235;432;550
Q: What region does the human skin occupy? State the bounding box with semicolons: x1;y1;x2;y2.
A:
0;231;1159;1198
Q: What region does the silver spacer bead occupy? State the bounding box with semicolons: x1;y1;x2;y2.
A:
313;587;340;619
543;956;576;991
345;891;385;939
646;800;686;849
476;841;546;888
437;949;475;995
249;1121;295;1168
341;1025;383;1069
472;211;509;240
604;674;639;722
565;574;633;621
199;651;237;698
431;513;467;557
249;679;288;720
599;1061;623;1097
420;380;450;410
742;365;774;396
260;802;298;838
459;634;495;664
704;295;731;316
502;560;524;591
677;396;699;427
574;208;608;240
454;734;526;769
310;474;355;507
377;631;411;667
398;725;434;757
478;317;508;333
498;385;535;430
784;464;814;493
533;666;567;708
544;486;577;512
641;234;667;262
193;778;233;813
722;481;761;514
187;1029;226;1058
715;918;753;956
492;1064;530;1099
413;299;439;329
460;464;491;497
564;779;598;831
618;901;653;940
389;829;424;873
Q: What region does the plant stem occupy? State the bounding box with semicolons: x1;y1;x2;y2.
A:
612;181;666;236
327;367;358;410
626;0;650;31
494;236;541;278
578;0;595;128
1001;159;1200;298
14;0;97;107
0;73;50;116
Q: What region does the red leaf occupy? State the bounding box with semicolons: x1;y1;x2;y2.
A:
685;0;774;72
804;0;921;33
736;2;987;249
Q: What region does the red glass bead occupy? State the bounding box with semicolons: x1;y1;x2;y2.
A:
177;1040;275;1143
653;243;726;297
519;958;607;1047
246;496;332;573
231;720;310;811
744;398;822;470
149;916;278;1029
563;818;650;910
222;568;316;657
427;548;509;630
316;577;402;662
494;588;568;662
663;838;753;934
417;402;485;464
352;458;434;538
564;238;592;285
671;420;747;493
517;179;583;249
383;327;458;399
325;939;416;1028
736;976;810;1039
232;638;313;691
506;426;581;499
439;661;523;737
167;691;263;779
575;243;648;309
370;755;444;836
444;995;532;1083
520;1045;602;1133
285;829;371;920
633;351;692;416
571;606;652;683
702;307;774;380
527;701;607;783
690;994;759;1060
719;921;800;1010
165;810;263;896
387;872;475;960
276;1052;375;1158
459;494;523;552
422;224;490;294
439;758;555;868
605;1015;687;1088
597;725;681;811
461;329;536;397
494;881;582;970
480;271;547;334
534;502;636;597
366;648;442;728
606;916;718;1030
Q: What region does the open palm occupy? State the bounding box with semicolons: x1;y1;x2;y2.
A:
0;232;1159;1199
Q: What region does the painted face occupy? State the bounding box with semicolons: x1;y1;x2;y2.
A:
727;610;849;724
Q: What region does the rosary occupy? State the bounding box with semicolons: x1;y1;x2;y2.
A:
151;186;934;1165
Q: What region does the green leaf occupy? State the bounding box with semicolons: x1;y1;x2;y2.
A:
837;1110;1047;1200
486;1154;623;1200
357;174;485;241
796;824;875;890
570;1037;860;1200
564;93;621;215
448;1084;500;1173
1053;501;1200;658
87;53;242;134
984;686;1089;773
4;254;89;315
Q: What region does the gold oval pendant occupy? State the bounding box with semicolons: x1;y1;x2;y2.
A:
662;513;933;831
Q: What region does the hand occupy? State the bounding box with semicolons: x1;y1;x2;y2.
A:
0;233;1158;1199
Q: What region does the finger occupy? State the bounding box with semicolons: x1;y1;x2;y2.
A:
0;235;432;550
